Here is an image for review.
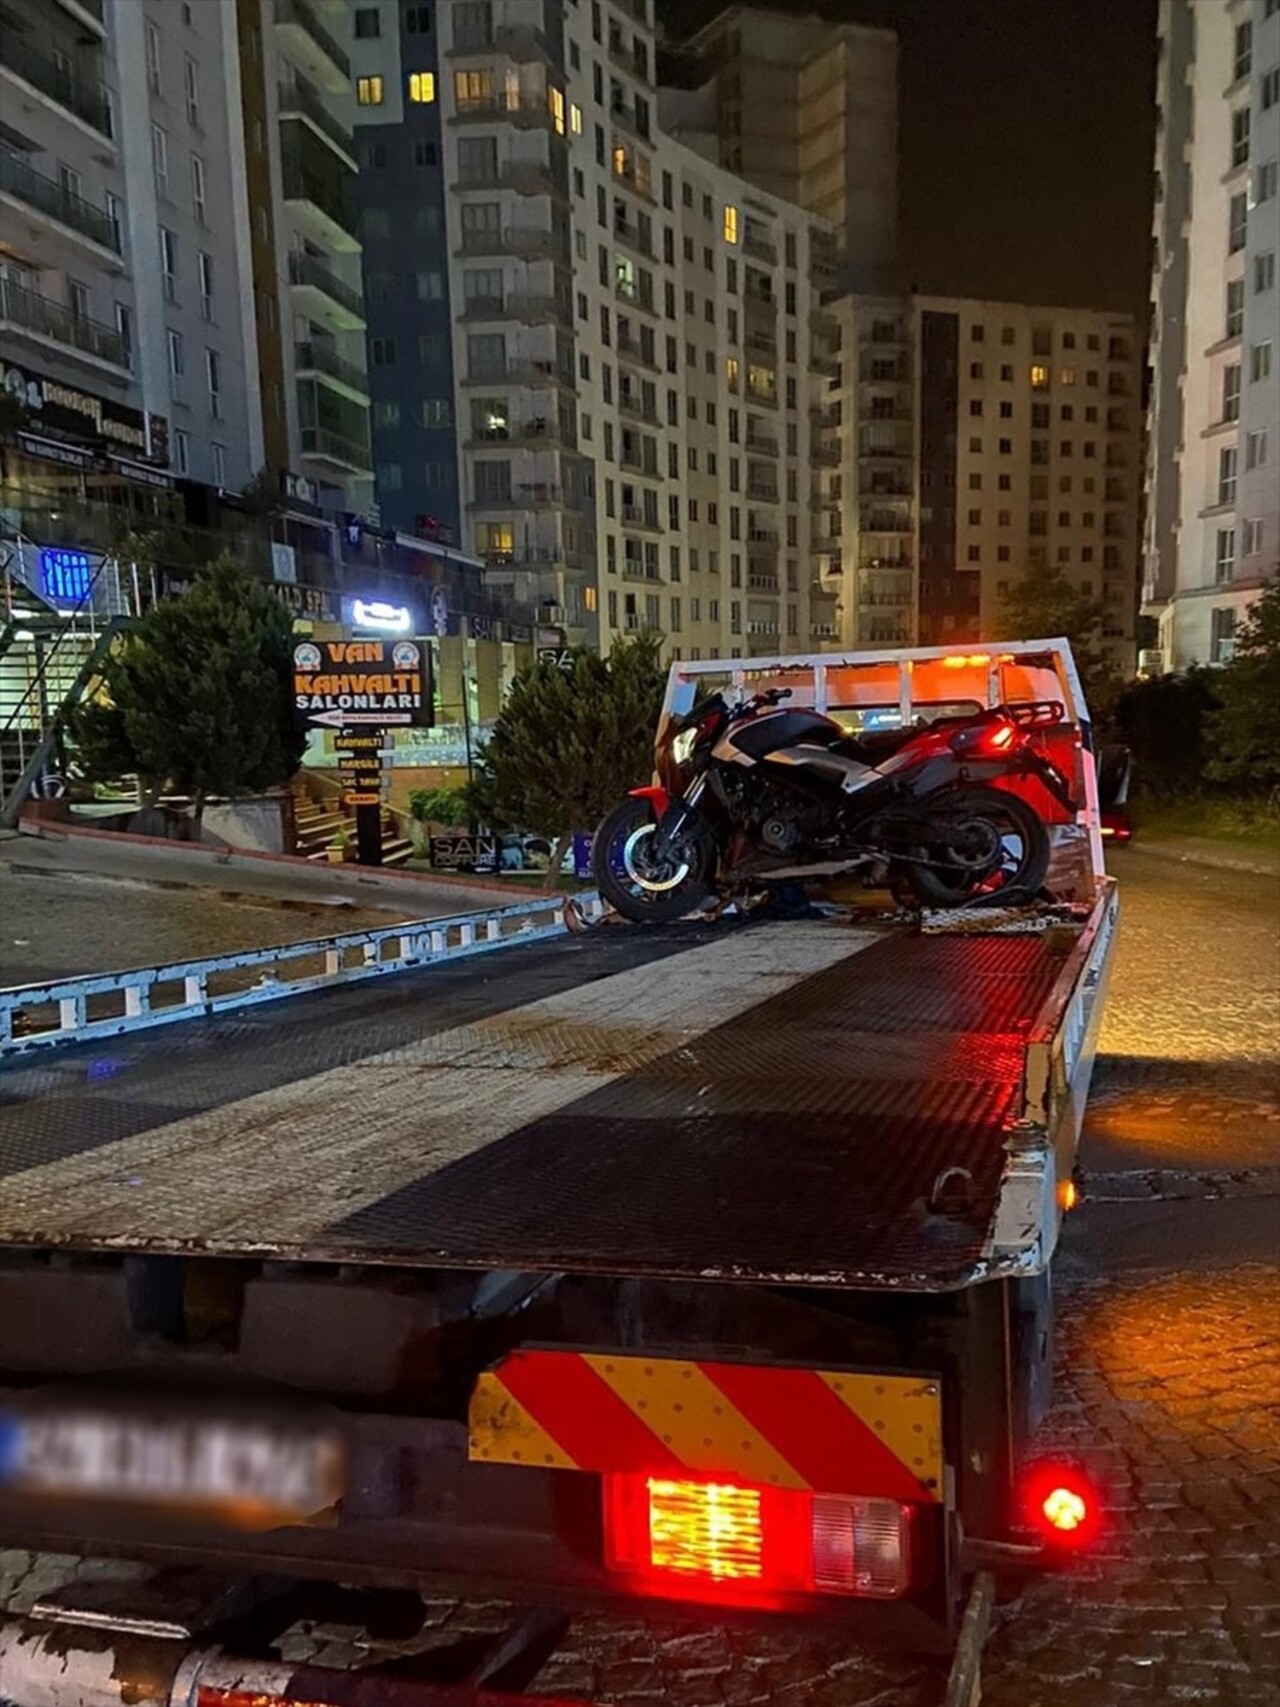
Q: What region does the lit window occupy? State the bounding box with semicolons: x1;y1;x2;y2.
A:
356;75;384;106
1030;365;1050;389
549;86;565;135
408;71;435;103
1060;367;1076;385
570;102;583;134
723;205;739;244
726;355;740;389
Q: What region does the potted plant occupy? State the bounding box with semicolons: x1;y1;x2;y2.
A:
326;825;352;864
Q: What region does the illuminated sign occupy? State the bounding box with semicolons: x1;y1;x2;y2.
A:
293;639;430;726
349;597;413;633
40;548;93;605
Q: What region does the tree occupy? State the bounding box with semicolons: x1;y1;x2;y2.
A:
1111;667;1220;798
1206;575;1280;792
467;634;666;888
995;565;1120;720
409;786;469;827
68;554;306;819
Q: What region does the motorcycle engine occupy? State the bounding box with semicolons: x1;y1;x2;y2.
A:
756;794;809;854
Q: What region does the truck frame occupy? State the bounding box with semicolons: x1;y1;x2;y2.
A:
0;641;1118;1706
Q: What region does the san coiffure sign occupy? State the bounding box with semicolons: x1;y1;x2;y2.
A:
293;639;430;727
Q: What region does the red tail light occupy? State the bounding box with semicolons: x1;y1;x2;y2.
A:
1023;1463;1101;1548
604;1474;914;1602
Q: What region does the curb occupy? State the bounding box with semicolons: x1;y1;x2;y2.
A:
1126;838;1280;879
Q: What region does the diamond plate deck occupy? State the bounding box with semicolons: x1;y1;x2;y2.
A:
0;921;1066;1288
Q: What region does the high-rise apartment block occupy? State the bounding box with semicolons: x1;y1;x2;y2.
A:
658;5;899;294
355;0;842;658
1144;0;1279;668
828;294;1142;665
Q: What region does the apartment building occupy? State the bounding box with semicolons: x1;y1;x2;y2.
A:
394;0;841;658
828;294;1142;668
1144;0;1280;668
238;0;373;512
658;5;898;294
0;0;261;496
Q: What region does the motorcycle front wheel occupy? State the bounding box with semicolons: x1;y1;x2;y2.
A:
902;786;1051;910
592;797;714;924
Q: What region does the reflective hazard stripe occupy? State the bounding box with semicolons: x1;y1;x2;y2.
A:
470;1351;943;1502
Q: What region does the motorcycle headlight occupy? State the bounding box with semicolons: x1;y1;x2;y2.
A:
671;727;698;766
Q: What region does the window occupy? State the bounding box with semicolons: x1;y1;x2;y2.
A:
1257;251;1277;295
159;227;178;302
723;205;738;244
1250;341;1272;382
184;56;200;127
970;362;983;380
206;348;222;417
1226;277;1245;338
999;438;1013;455
198;250;213;321
971;323;985;342
211;442;226;486
548;86;565;135
1215;528;1236;583
1245;429;1269;470
1229;192;1247;253
190;153;206;223
414;141;438;167
1211;607;1237;664
969;435;983;453
355;7;380;36
1263;69;1280;111
1030;364;1050;389
1209;439;1233;502
371;337;397;367
967;545;981;562
571;102;583;134
405;3;432;31
167;327;184;383
173;429;189;475
1244;518;1265;557
1231;107;1250;170
416;270;443;301
1223;364;1241;421
1060;367;1076;386
1234;20;1252;82
146;21;162;94
152;124;169;192
408;72;436;103
968;508;982;525
115;301;132;367
356;76;384;106
1258;161;1278;204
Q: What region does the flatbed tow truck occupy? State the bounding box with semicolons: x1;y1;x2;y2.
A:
0;643;1118;1706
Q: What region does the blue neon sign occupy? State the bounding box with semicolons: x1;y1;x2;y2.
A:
40;548;93;605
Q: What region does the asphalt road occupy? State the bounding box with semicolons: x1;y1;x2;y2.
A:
2;848;1277;1703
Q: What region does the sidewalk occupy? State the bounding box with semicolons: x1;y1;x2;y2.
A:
1126;833;1280;879
1;823;527;920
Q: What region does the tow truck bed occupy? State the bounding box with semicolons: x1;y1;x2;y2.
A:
0;907;1106;1289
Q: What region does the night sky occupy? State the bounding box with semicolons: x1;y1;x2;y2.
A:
657;0;1159;320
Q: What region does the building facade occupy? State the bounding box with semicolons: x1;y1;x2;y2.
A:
1144;0;1280;668
657;5;899;295
1;0;262;495
827;294;1142;667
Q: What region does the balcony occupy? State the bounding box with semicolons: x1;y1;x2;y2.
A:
613;215;653;258
811;440;840;466
860;479;911;498
858;554;913;571
461;292;568;327
615;277;658;317
457;223;557;260
744;284;776;320
747;481;780;505
616;332;660;372
454;93;553;128
0;30;112;138
745;429;778;458
746;383;778;410
288;250;365;330
54;0;105;27
0;149;121;258
858;590;913;608
622;559;661;582
620;503;662;532
612;155;655;202
295;341;370;403
609;97;650;140
468;482;565;513
619;393;659;425
0;275;128;373
809;347;840;378
747;527;779;549
300;423;372;475
860;360;910;387
462;359;574;390
278;76;357;170
811;402;840;431
747;575;779;594
811;488;840;511
861;324;909;348
863;508;912;532
745;328;776;358
743;229;777;265
273;0;350;93
282;161;360;251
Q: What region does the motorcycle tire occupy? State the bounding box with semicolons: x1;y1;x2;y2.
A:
593;796;714;924
902;786;1051;910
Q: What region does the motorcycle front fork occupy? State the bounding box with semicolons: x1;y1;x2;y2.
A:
653;775;708;860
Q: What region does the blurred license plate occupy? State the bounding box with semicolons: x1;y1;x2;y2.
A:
0;1409;343;1526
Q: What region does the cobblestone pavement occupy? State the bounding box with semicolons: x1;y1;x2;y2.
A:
0;867;410;986
2;850;1277;1703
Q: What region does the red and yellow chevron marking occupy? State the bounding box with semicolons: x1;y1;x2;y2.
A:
469;1352;943;1503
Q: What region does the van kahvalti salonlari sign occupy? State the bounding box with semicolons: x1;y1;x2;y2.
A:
293;639;431;727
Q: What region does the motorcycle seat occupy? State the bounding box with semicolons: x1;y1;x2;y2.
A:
833;726;922;764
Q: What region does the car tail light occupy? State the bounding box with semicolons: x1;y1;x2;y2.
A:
1023;1463;1100;1548
604;1474;913;1601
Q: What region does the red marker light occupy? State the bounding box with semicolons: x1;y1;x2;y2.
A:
1042;1485;1088;1532
1024;1464;1100;1547
987;723;1015;750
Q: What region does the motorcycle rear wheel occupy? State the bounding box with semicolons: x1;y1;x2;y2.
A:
593;797;713;924
902;787;1051;910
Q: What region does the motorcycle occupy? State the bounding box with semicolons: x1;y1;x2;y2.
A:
593;687;1075;923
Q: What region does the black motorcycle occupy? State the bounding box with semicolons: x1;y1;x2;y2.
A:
593;688;1074;922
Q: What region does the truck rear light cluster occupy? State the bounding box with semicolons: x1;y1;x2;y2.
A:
604;1474;913;1601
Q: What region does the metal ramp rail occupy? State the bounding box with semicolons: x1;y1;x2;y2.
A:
0;892;605;1057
